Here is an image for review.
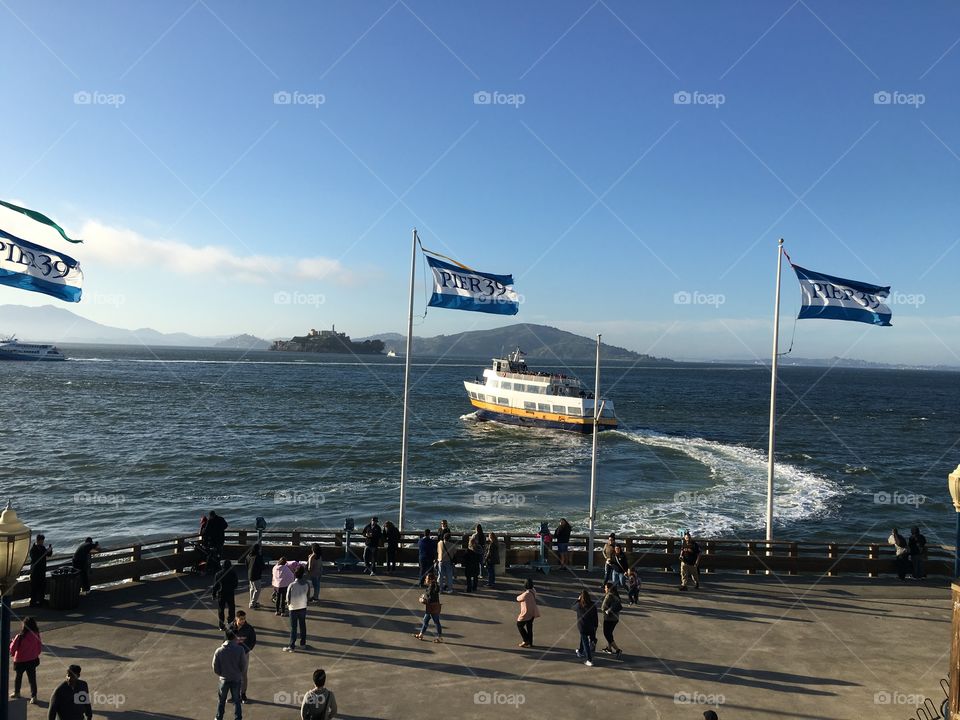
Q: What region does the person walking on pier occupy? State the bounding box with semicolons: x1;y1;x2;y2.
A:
307;543;323;602
516;578;540;648
213;631;247;720
246;543;265;610
555;518;572;569
71;538;99;595
483;532;499;588
464;535;482;593
602;534;618;585
272;557;295;616
679;532;701;591
625;567;640;604
47;664;92;720
414;571;443;642
909;526;927;579
230;611;257;704
417;530;437;587
611;545;629;588
889;528;910;580
600;582;623;659
361;516;382;576
438;532;456;593
9;617;42;703
28;534;52;607
285;565;313;651
300;668;338;720
212;559;239;630
575;591;598;666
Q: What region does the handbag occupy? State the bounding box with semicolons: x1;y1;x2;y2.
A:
418;593;428;604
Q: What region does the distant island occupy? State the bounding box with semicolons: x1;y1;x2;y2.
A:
271;326;384;354
214;333;270;350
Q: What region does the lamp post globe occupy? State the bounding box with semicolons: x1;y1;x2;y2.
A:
0;500;31;720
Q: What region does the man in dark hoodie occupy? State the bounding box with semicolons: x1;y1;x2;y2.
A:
361;516;382;576
213;631;246;720
29;533;53;607
229;611;257;704
246;543;265;609
203;510;229;556
47;664;93;720
71;538;99;594
212;559;239;630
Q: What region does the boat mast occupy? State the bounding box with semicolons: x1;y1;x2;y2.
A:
765;238;784;543
398;229;418;533
588;333;601;571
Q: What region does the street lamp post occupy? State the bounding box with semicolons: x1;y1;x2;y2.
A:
948;465;960;578
0;501;32;720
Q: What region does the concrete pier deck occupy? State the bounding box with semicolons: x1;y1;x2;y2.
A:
7;568;951;720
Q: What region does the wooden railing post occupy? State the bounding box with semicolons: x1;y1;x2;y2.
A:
238;530;248;545
665;538;675;572
292;530;301;546
175;537;186;573
827;543;838;577
789;542;799;576
747;541;757;575
131;544;142;582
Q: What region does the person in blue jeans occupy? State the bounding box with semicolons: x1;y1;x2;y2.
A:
212;631;247;720
414;572;443;642
575;590;598;666
284;566;313;651
483;532;499;587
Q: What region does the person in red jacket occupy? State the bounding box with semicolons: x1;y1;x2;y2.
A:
9;617;42;703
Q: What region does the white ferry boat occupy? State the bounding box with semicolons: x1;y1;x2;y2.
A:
0;337;67;361
463;349;617;433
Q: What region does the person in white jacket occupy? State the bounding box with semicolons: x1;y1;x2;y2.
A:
284;566;313;651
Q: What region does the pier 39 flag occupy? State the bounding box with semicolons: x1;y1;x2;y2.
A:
792;264;890;326
0;227;83;302
426;254;519;315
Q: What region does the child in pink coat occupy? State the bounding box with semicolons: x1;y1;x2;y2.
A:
9;617;42;703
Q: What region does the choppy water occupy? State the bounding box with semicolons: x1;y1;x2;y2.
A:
4;345;958;550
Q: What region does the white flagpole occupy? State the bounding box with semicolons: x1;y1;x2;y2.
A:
765;238;785;542
398;228;418;533
588;333;601;571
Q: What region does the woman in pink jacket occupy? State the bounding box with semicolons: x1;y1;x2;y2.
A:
9;616;42;703
271;557;297;616
515;578;540;648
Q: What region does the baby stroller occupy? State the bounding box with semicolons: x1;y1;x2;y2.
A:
189;541;221;576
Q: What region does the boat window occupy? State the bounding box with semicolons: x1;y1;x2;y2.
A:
537;403;550;411
567;407;580;416
552;405;565;414
523;401;536;410
497;397;508;405
501;382;512;391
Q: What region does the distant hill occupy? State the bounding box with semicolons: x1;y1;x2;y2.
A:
358;323;669;362
214;334;270;350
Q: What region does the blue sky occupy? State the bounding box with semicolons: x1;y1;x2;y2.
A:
2;1;959;363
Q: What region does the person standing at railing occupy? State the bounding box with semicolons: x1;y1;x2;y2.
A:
909;527;927;579
307;543;323;602
417;530;437;587
71;538;99;595
383;521;400;574
678;532;701;591
464;535;482;593
602;534;618;585
483;533;499;588
361;516;382;576
28;534;52;607
211;560;239;631
888;528;910;581
554;519;572;569
272;557;295;616
246;544;265;610
204;511;229;558
437;532;456;594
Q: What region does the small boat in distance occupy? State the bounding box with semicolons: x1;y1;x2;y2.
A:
463;349;617;433
386;350;397;357
0;337;67;361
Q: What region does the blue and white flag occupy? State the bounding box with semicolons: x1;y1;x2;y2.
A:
0;227;83;302
792;264;890;326
426;254;519;315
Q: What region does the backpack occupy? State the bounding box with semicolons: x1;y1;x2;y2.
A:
302;688;332;720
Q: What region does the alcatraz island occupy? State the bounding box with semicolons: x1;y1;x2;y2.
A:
270;326;385;354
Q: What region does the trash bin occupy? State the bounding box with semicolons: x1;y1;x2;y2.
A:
48;567;81;610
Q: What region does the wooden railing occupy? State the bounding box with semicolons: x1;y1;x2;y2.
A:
9;529;953;601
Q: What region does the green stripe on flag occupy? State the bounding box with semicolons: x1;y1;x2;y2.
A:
0;200;82;243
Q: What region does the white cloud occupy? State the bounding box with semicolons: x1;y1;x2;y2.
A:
77;219;353;284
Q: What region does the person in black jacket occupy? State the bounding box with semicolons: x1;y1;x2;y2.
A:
384;520;401;573
600;582;623;659
229;611;257;704
246;544;265;609
29;534;53;607
575;590;598;666
47;664;92;720
71;538;99;594
361;516;382;576
555;519;572;569
211;559;239;630
483;533;499;588
909;527;927;579
203;511;228;556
